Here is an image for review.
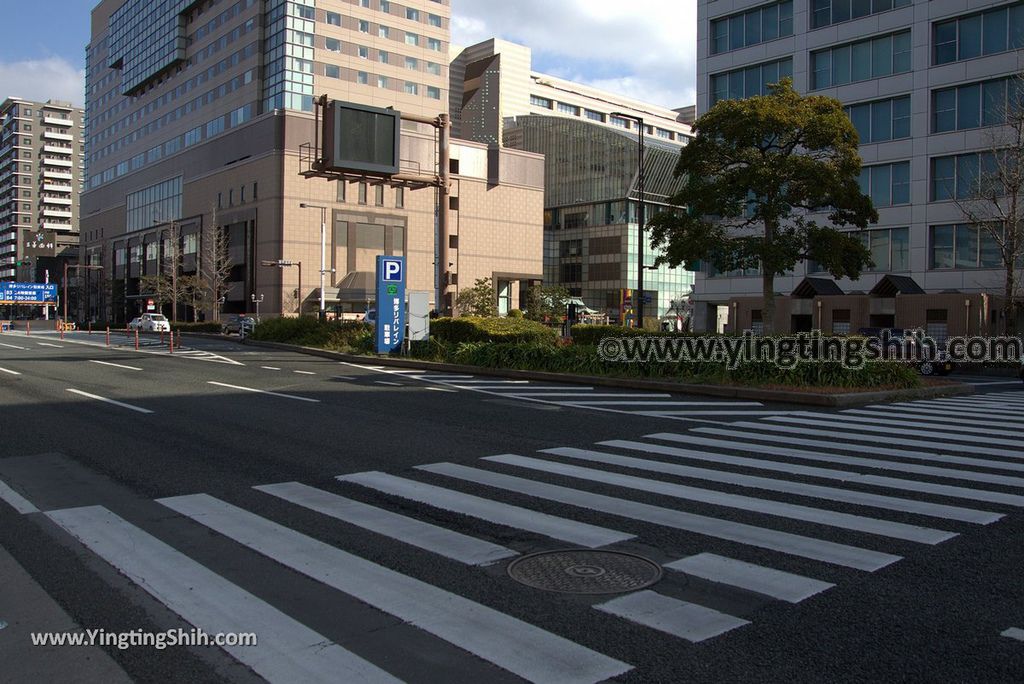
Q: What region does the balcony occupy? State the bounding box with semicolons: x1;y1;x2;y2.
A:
44;116;73;127
1;256;15;266
41;221;73;231
43;196;73;206
42;131;73;142
41;157;73;168
1;268;16;278
43;183;72;193
42;208;72;218
1;231;15;242
43;145;73;155
43;170;73;180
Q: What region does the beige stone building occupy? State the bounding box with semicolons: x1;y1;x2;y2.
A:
81;0;543;323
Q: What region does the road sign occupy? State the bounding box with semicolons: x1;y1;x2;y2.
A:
0;282;58;305
375;256;406;354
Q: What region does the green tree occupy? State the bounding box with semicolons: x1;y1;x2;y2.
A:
455;277;497;317
648;79;877;333
523;284;570;322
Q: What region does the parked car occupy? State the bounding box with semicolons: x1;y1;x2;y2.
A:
221;314;255;335
363;308;376;325
856;327;954;376
128;313;171;332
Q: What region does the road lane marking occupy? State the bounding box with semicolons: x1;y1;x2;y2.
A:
596;591;749;642
206;381;320;403
0;367;21;375
665;553;834;603
844;406;1024;429
424;386;456;392
1002;627;1024;641
262;366;281;371
630;437;1024;508
542;447;1000;524
0;479;39;514
293;370;316;375
66;389;153;414
418;462;901;571
339;471;633;548
835;411;1023;440
47;505;398;684
564;400;764;407
255;482;517;566
89;360;142;371
37;342;64;348
159;494;633;683
483;454;955;544
332;375;356;380
374;381;404;386
0;342;26;350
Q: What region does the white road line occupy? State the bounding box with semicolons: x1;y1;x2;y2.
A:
0;342;26;349
0;366;21;375
425;386;456;392
596;591;749;642
0;478;39;514
665;553;834;603
207;381;320;403
454;385;594;391
158;494;632;684
687;428;1024;489
1002;627;1024;641
418;462;901;571
766;414;1024;451
562;400;764;407
512;393;674;399
255;482;517;566
846;406;1024;429
483;454;955;544
636;410;805;417
66;389;153;414
630;437;1024;507
332;375;356;380
716;420;1024;459
37;342;63;348
374;381;404;386
963;380;1024;386
339;471;632;548
47;505;398;684
881;404;1024;424
89;360;142;371
542;447;1000;524
903;399;1024;416
443;379;531;385
262;366;281;371
835;411;1023;439
294;370;316;375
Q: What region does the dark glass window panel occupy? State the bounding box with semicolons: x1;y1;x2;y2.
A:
958;15;982;60
982;79;1007;126
933;89;957;132
931;225;955;268
871;99;892;141
892;96;911;138
832;45;851;85
982;8;1007;55
957;83;981;129
934;21;957;64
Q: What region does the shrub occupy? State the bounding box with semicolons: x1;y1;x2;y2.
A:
250;316;372;352
507;309;525;319
171;322;221;333
430;316;558;345
570;324;696;346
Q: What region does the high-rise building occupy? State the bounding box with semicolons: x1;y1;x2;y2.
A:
0;97;84;283
450;39;695;323
693;0;1024;337
82;0;543;323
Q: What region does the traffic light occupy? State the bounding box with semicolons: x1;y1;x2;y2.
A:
15;259;30;267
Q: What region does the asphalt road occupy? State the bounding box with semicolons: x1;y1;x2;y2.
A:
0;329;1021;684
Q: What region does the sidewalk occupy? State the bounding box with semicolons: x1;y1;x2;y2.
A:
0;544;130;683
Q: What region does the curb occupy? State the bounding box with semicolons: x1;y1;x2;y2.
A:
242;338;975;407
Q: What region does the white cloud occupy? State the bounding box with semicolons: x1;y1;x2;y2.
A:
451;0;697;109
0;56;85;107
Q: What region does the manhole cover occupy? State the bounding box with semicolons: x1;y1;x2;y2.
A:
507;550;662;594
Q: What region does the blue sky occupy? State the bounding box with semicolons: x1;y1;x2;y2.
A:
0;0;696;110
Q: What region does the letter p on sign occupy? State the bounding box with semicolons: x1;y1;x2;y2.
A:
382;259;403;282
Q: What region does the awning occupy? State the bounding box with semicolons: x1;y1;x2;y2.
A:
870;275;925;297
791;277;844;298
317;271;375;303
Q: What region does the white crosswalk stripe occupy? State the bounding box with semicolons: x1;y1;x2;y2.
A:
764;414;1024;451
596;590;750;642
665;553;834;603
844;406;1024;429
835;411;1024;439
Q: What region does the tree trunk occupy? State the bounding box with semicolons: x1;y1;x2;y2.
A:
761;219;776;334
1006;263;1017;335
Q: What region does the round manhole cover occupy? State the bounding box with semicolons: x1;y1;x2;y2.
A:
507;549;662;594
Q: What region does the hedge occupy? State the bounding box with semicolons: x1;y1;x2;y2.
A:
570;324;698;346
430;316;558;345
249;316;373;353
171;322;222;333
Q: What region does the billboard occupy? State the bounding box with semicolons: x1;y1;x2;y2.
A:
0;283;58;305
375;256;406;354
322;100;401;176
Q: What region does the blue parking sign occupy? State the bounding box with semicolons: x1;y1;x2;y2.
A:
375;256;406;354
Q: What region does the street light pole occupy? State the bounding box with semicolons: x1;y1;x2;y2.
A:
611;112;646;328
250;293;263;322
300;203;328;320
64;262;103;329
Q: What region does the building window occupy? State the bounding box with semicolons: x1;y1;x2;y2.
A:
844;95;911;143
325;64;340;78
933;77;1024;133
427;86;441;99
557;102;580;116
395;187;404;208
325;37;341;52
379;25;390;38
930;223;1002;269
854;226;909;271
358;46;369;59
931;152;1000;201
380;0;390;12
831;309;851;335
404;81;418;95
406;8;419;20
710;58;793;105
358;182;368;204
530;95;553;109
359;20;370;33
609;115;630;129
934;3;1024;65
337;181;346;202
810;31;911;89
326;11;341;26
428;13;442;27
427;38;441;51
584;109;605;122
405;32;418;46
858;161;910;207
375;185;385;206
405;56;418;69
711;1;793;54
378;75;388;88
357;71;368;84
426;61;441;75
811;0;911;30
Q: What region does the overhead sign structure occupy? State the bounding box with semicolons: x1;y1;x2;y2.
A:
322;100;401;176
375;255;406;354
0;282;58;305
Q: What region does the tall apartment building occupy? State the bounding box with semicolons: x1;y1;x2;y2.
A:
693;0;1024;337
450;39;695;322
0;98;84;283
82;0;543;324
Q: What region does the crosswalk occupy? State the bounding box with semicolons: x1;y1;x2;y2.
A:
345;363;799;421
8;389;1023;681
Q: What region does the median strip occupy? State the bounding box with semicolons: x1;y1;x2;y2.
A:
207;381;320;403
66;389;154;414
